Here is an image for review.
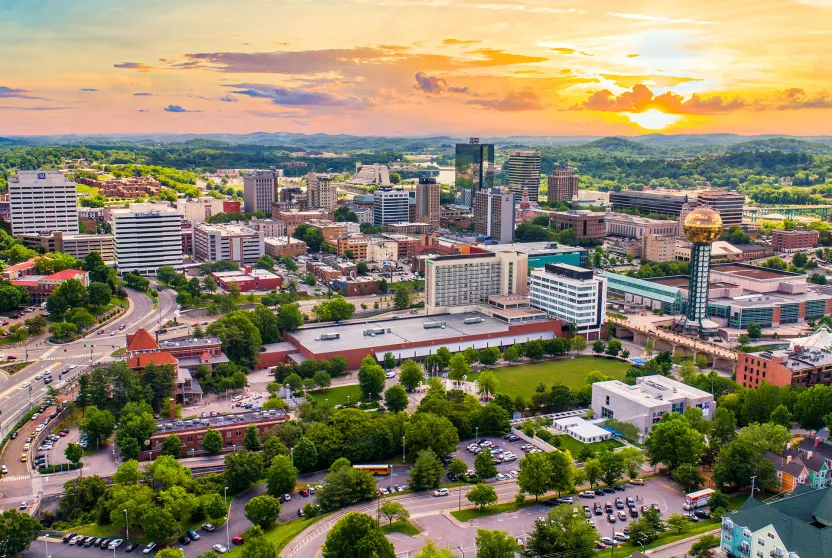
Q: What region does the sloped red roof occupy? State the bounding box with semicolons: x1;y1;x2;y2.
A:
200;352;212;360
128;351;178;368
5;259;37;272
44;269;86;281
126;328;159;352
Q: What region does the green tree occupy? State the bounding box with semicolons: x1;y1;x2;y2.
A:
770;404;793;429
141;507;178;543
570;335;587;353
383;351;397;370
244;494;282;528
793;251;809;268
619;446;646;479
525;504;598;558
592;339;605;354
448;352;471;382
673;464;705;491
87;281;112;308
405;412;459;457
321;512;395;558
266;455;298;496
0;509;46;557
689;534;720;558
244;424;261;450
118;437;141;460
224;450;264;492
414;541;455;558
202;429;223;454
795;384;832;432
23;315;47;335
313;369;331;390
477;370;498;399
157;266;179;285
517;451;552;501
293;437;318;473
206;311;263;369
357;356;386;400
747;322;762;339
666;513;691;535
393;287;411;310
645;413;705;471
380;500;410;525
478;347;501;368
475;448;498;480
65;442;83;467
161;434;183;457
250;305;280;344
467;483;498;510
203;493;227;520
79;406;115;446
448;458;468;479
384;385;409;413
475;529;520;558
409;449;444;491
605;339;622;357
112;460;143;485
582;458;602;487
241;533;276;558
399;359;424;391
312;297;355;322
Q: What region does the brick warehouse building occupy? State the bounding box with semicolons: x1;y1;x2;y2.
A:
143;407;289;459
550;210;605;243
772;228;820;253
282;311;562;369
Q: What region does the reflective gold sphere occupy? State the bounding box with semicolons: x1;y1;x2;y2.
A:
683;207;723;244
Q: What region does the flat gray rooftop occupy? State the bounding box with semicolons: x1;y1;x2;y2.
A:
156;408;288;433
290;312;519;354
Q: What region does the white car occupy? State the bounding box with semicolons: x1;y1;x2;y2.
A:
1;465;8;474
109;539;124;550
21;382;31;388
385;371;395;379
68;364;78;370
34;375;43;380
142;542;157;554
213;544;228;554
433;488;449;497
18;501;28;510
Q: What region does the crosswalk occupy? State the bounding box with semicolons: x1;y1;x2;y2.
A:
0;475;30;483
39;351;110;362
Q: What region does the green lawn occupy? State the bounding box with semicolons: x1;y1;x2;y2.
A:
450;500;535;522
307;385;366;407
619;521;720;557
225;514;331;557
466;356;629;400
380;520;420;536
552;435;623;456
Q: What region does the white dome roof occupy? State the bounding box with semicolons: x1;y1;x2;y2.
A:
788;326;832;351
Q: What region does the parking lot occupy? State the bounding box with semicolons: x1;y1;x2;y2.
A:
446;434;538;482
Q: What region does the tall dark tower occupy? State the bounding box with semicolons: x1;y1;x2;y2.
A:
454;137;494;207
682;207;723;336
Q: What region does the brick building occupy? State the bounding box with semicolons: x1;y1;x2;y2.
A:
773;228;820;253
264;237;307;258
736;327;832;388
550;210;605;243
8;267;89;304
547;167;579;203
212;267;282;292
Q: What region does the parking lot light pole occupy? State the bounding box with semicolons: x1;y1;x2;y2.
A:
224;486;230;550
125;509;129;541
402;436;405;462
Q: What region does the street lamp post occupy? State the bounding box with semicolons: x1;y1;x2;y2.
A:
402;436;405;462
224;486;230;550
124;509;129;541
475;427;478;444
291;447;294;465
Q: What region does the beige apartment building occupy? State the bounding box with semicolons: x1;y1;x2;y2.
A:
21;231;115;263
415;177;441;229
307;173;338;209
425;251;528;315
641;234;677;263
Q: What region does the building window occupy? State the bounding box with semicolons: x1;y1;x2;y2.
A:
605;395;610;405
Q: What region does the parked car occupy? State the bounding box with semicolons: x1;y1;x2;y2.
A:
607;514;616;523
99;539;111;549
63;532;78;544
187;529;200;541
177;536;190;546
433;488;449;497
213;544;228;554
142;542;157;554
201;524;216;532
125;542;140;552
694;510;712;519
630;478;644;485
231;537;244;545
109;539;124;550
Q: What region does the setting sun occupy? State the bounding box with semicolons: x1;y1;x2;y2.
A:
624;110;684;130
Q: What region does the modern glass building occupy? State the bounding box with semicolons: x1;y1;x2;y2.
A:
455;138;494;208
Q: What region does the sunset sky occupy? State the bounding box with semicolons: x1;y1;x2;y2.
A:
2;0;831;136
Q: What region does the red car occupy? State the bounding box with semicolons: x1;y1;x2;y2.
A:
231;537;243;546
299;489;310;497
6;356;16;360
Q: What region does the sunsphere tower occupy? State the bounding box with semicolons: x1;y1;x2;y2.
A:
682;206;723;336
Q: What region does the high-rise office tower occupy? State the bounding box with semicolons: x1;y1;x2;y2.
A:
415;176;440;229
243;169;280;213
9;170;78;236
307;172;337;209
112;203;183;276
547;166;579;204
697;189;744;230
455;138;494;207
506;150;541;202
474;189;514;244
373;187;409;226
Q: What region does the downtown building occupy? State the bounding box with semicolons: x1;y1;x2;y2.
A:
474;189;514;244
20;231;115;263
697;189;744;230
111;203;183;275
550;210;605;244
415;176;441;229
425;250;527;315
529;263;607;340
455;138;494;207
373;187;409;226
9;170;78;236
773;228;820;253
243;169;281;213
194;223;265;265
547;167;579;204
506;150;541;202
307;172;338;209
609;190;690;219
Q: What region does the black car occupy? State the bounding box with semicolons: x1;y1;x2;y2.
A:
614;485;625;492
629;508;639;518
594;489;605;496
694;510;712;519
10;432;17;440
125;542;140;553
540;499;558;507
178;536;190;546
603;486;616;494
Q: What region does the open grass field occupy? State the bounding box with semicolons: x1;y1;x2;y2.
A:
307;384;365;407
552;435;622;456
466;356;629;400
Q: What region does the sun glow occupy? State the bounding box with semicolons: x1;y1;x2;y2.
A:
624;109;684;130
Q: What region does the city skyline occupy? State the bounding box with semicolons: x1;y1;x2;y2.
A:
2;0;832;135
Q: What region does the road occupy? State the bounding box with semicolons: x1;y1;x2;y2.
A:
0;285;179;507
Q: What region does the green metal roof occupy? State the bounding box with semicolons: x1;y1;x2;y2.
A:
602;271;683;304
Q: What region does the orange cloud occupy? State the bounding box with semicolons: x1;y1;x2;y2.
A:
769;88;832;109
442;39;481;45
467;89;544;111
578;84;747;115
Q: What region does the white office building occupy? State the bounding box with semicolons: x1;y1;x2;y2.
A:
591;376;715;438
529;263;607;340
112;203;183;275
194;223;264;265
9;170;78;236
243;169;279;213
373;187;409;226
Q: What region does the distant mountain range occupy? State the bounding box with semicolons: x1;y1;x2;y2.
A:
2;132;832;153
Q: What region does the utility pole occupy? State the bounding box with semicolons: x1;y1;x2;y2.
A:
750;476;757;499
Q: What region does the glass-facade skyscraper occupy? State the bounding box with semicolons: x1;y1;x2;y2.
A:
454;138;494;208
